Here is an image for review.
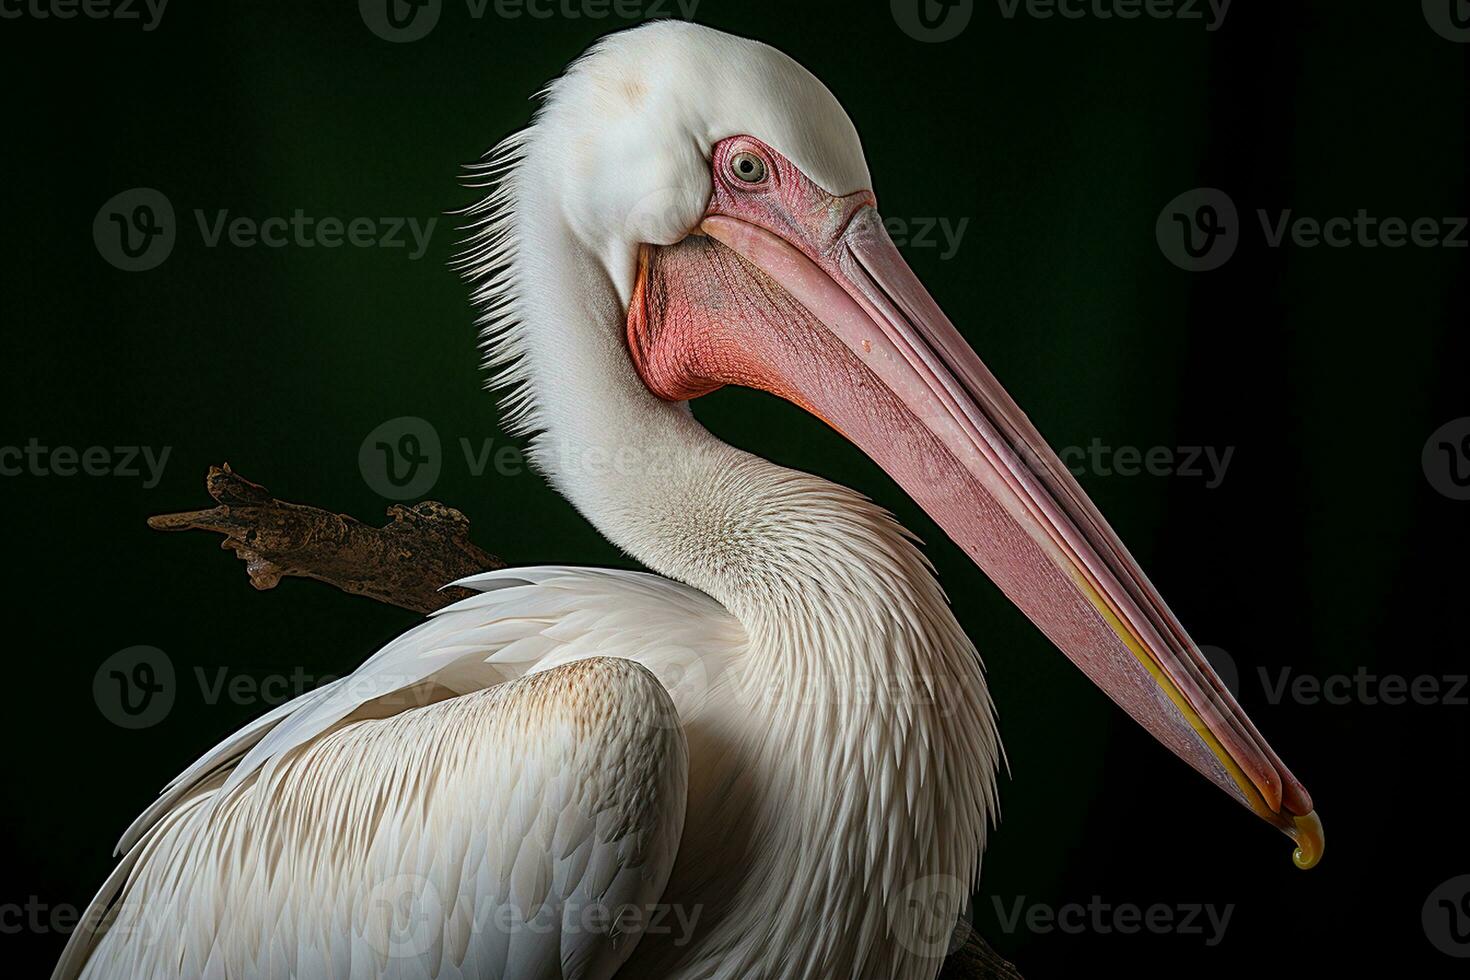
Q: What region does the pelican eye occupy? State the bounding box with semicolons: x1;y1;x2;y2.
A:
729;151;767;184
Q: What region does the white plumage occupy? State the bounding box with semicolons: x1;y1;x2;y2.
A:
75;654;686;980
58;22;1005;980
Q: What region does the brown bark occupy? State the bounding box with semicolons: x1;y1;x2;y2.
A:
149;465;1022;979
147;464;504;614
938;928;1024;980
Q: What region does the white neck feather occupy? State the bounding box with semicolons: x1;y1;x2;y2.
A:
456;63;1001;980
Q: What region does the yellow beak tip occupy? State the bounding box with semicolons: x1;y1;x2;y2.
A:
1288;809;1325;870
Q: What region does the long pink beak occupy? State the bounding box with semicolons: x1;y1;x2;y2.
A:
684;163;1322;868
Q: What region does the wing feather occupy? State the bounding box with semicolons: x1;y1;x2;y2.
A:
64;658;686;980
56;566;744;980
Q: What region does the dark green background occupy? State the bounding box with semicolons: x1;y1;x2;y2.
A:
2;1;1466;975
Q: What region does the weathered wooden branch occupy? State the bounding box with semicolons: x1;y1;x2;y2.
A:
939;926;1024;980
147;464;504;614
148;465;1021;979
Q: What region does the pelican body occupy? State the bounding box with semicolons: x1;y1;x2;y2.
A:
56;21;1320;980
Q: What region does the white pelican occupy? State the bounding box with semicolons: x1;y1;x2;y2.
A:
56;20;1322;980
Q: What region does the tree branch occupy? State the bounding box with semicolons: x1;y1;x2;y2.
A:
148;465;1022;979
147;464;503;614
939;928;1024;980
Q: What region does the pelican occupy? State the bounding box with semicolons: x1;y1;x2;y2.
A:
56;21;1322;980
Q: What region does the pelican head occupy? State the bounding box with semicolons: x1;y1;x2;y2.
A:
457;20;1321;868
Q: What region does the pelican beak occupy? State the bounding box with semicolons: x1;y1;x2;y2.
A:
627;138;1321;867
